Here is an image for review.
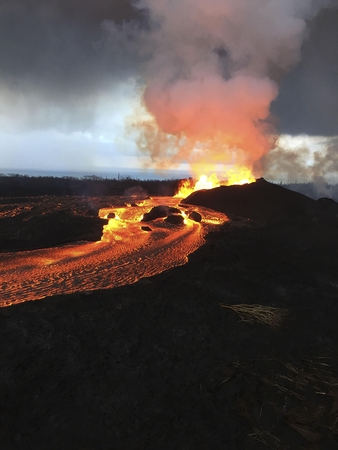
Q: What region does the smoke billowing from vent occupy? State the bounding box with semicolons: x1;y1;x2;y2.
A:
127;0;336;175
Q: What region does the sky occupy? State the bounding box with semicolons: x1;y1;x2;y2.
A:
0;0;338;181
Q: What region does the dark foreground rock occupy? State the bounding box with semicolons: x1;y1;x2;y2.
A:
1;202;338;449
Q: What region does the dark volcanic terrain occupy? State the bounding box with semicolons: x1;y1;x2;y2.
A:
1;180;338;449
0;196;109;252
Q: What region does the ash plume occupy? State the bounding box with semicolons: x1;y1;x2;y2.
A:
128;0;336;175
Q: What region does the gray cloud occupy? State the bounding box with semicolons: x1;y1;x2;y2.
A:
273;8;338;136
0;0;142;131
0;0;139;82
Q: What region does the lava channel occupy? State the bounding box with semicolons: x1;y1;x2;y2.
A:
0;197;228;306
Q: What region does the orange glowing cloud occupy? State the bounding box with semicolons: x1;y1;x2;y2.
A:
142;74;278;168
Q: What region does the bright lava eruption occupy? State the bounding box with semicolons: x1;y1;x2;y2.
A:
175;168;256;197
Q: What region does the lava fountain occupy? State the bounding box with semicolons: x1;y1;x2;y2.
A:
175;167;256;198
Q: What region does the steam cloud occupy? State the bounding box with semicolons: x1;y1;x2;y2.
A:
261;136;338;197
126;0;336;175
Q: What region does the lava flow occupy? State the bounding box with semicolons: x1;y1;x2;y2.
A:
0;196;228;307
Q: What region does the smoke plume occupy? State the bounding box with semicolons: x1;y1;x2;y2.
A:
128;0;336;175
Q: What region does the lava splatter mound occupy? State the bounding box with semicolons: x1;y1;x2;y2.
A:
182;178;337;222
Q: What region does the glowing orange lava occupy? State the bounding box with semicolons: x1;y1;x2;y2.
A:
175;167;256;197
0;197;229;306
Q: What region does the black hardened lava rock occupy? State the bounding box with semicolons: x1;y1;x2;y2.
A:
0;196;107;252
188;211;202;222
141;205;181;222
164;214;185;225
182;178;338;223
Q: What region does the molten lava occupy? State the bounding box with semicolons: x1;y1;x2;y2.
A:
0;196;228;307
175;167;256;197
